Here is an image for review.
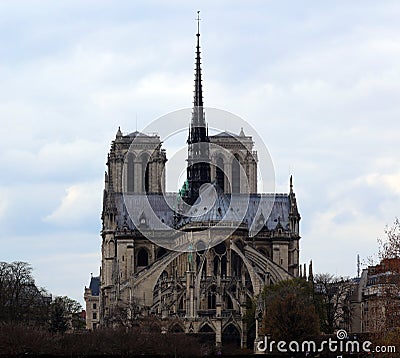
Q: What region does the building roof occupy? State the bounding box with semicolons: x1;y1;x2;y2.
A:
178;184;243;227
116;190;291;233
212;131;239;138
89;276;100;296
127;131;149;137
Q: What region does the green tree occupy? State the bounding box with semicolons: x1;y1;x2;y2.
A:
261;278;319;341
49;296;82;333
50;297;69;333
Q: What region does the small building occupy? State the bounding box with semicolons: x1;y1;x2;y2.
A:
84;275;100;329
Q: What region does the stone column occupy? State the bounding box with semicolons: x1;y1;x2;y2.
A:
225;162;232;193
215;319;222;351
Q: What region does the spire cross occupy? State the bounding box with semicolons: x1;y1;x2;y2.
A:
196;11;201;35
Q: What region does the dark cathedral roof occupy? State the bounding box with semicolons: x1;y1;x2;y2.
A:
177;184;243;227
116;191;291;233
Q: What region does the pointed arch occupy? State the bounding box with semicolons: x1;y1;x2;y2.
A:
170;323;184;333
222;323;241;347
207;285;217;309
137;248;149;267
199;323;215;333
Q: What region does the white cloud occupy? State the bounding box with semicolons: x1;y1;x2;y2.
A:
44;181;102;227
362;172;400;196
0;190;7;221
0;139;107;185
302;208;384;276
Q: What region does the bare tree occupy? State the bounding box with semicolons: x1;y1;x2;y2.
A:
0;261;50;324
107;298;142;328
379;218;400;260
374;218;400;332
313;273;352;334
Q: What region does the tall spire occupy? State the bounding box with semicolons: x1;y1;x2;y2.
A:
194;10;203;108
188;10;207;143
185;11;211;204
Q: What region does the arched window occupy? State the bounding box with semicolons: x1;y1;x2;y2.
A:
196;254;201;271
127;153;135;192
144;165;149;193
226;294;233;309
232;154;241;193
222;324;241;347
141;154;150;193
216;157;225;191
221;256;227;277
232;251;242;277
196;240;206;253
137;248;149;266
213;256;219;276
199;324;215;333
214;242;226;255
170;324;184;333
208;286;216;309
156;247;167;259
161;270;168;281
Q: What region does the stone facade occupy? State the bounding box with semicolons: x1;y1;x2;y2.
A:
349;259;400;333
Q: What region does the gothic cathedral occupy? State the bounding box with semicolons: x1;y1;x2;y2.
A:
85;18;301;350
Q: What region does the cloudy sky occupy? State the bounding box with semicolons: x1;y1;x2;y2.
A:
1;1;400;304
